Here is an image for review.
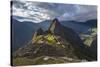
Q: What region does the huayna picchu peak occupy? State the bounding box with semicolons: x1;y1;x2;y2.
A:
12;18;97;66
48;18;61;33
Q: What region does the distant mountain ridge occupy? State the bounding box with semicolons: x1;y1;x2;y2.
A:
11;17;97;53
11;18;40;52
13;18;97;66
39;19;97;34
13;18;82;60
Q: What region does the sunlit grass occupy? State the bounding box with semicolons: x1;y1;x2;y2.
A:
45;34;57;44
84;37;93;46
12;56;66;66
33;34;65;49
12;57;35;66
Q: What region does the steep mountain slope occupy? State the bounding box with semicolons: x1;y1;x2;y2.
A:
85;19;97;27
12;18;97;66
11;18;39;52
48;19;97;60
80;19;97;46
12;18;97;53
89;36;97;59
60;21;90;34
48;19;84;48
14;28;76;58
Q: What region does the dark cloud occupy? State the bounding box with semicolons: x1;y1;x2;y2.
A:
12;0;97;22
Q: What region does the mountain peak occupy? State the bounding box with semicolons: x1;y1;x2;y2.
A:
48;18;61;33
52;18;61;25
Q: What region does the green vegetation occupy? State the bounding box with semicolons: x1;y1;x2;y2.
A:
84;37;93;46
13;56;66;66
12;57;35;66
32;56;65;65
91;27;97;36
12;18;97;66
81;27;97;46
45;34;57;44
33;34;65;48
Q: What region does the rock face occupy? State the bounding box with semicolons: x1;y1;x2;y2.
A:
47;19;94;60
90;37;97;54
89;36;97;60
13;28;77;59
49;18;85;49
12;18;97;66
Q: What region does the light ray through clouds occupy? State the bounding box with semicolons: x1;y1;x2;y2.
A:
11;0;97;23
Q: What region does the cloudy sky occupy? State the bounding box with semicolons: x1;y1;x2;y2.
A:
11;0;97;23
